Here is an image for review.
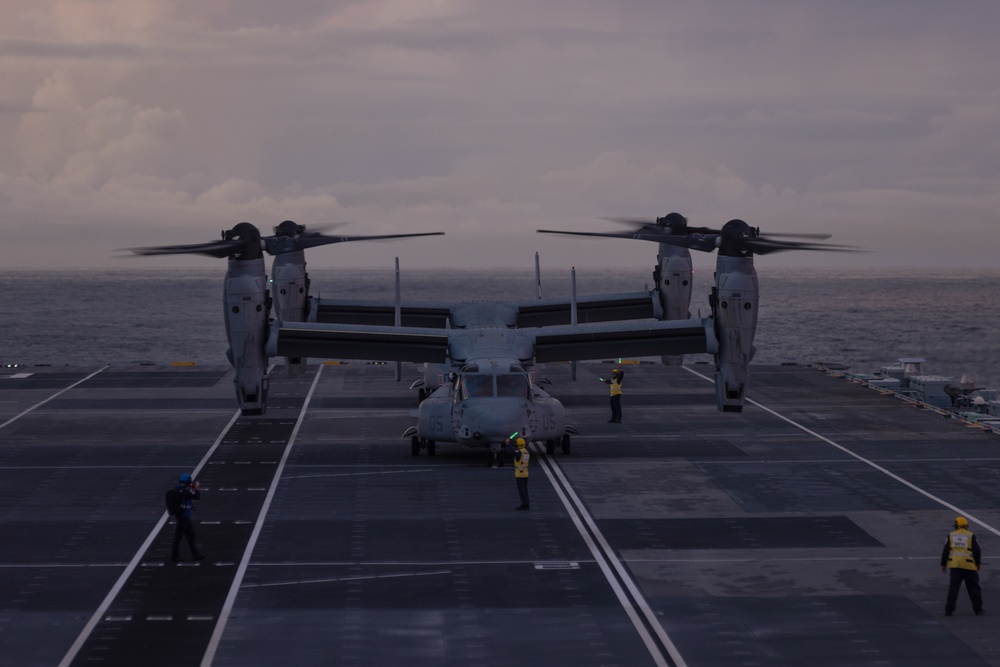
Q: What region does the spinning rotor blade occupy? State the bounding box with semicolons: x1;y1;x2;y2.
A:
128;239;250;259
714;219;857;256
129;222;264;259
538;228;645;240
274;231;445;252
265;220;443;254
272;220;351;238
734;237;857;255
599;214;718;235
539;217;858;256
130;221;443;259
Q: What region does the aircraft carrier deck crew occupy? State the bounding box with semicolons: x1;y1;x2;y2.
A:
601;368;624;423
507;437;530;510
941;516;985;616
171;473;206;562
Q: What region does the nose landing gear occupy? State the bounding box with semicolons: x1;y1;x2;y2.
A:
411;436;436;456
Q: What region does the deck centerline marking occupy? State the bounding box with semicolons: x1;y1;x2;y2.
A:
283;469;433;480
200;364;325;667
536;444;686;667
57;408;242;667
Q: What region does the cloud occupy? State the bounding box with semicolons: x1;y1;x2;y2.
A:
1;0;999;271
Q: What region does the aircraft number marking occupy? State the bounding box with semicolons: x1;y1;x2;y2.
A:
430;415;445;433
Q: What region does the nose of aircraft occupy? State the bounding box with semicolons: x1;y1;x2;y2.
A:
457;399;528;444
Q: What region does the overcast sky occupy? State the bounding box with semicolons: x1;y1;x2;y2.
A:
2;0;998;273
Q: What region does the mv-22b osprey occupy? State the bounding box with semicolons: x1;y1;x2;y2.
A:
269;215;851;463
270;254;713;464
133;215;851;464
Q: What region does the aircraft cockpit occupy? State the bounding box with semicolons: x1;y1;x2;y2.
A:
457;363;532;402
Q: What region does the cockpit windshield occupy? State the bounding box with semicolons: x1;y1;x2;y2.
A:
459;372;530;400
496;374;529;398
461;374;493;399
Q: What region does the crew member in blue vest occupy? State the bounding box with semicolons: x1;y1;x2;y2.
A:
601;367;624;423
941;516;984;616
506;436;530;510
171;473;206;562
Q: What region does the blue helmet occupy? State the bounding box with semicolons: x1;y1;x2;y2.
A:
179;473;192;483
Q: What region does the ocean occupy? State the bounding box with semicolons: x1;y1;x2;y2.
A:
3;266;999;390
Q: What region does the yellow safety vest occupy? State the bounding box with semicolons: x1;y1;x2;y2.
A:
610;378;622;397
514;448;530;478
947;528;978;570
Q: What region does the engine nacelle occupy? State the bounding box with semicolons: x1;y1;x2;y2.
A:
711;255;758;412
270;250;309;324
270;250;309;376
224;257;270;415
654;243;693;366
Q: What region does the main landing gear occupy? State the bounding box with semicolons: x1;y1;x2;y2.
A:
411;436;436;457
544;434;571;455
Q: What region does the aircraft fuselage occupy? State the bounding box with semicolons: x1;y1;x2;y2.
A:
409;359;574;459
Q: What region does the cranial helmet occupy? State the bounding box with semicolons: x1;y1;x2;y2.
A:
955;516;969;528
179;473;192;483
515;437;526;447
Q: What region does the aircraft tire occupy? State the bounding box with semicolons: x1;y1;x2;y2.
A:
411;436;420;457
561;434;571;455
545;440;555;455
427;441;436;456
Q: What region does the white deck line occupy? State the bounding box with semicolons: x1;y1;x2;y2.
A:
199;364;325;667
0;366;109;431
683;366;1000;539
536;444;688;667
57;407;242;667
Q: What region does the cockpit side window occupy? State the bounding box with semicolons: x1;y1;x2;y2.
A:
496;374;529;399
461;374;493;399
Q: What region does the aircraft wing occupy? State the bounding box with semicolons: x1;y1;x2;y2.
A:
311;290;658;329
273;316;715;365
514;291;658;327
273;323;450;363
313;299;453;328
530;318;714;363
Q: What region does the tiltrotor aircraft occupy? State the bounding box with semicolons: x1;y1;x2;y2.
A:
132;215;851;464
538;214;855;411
270;256;712;463
130;221;443;414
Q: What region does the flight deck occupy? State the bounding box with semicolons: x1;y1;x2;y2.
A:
0;361;997;666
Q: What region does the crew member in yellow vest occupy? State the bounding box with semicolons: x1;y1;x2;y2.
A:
940;516;985;616
506;436;530;510
601;367;623;423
